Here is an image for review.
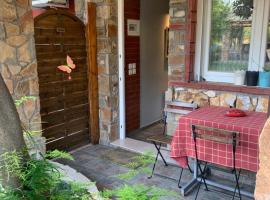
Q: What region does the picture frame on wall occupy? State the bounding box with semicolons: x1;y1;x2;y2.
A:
127;19;140;36
32;0;69;8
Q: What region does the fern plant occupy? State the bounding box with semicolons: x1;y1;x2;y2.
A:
0;150;95;200
117;151;155;180
107;151;180;200
102;184;178;200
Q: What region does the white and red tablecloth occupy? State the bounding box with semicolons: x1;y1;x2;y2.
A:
170;107;267;172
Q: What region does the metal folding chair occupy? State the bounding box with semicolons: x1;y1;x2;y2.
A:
191;124;241;200
147;101;197;188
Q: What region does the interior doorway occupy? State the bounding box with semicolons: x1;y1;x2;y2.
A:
124;0;169;141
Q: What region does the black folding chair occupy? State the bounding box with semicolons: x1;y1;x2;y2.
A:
147;101;197;188
191;124;241;200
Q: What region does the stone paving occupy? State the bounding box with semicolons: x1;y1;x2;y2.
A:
58;144;254;200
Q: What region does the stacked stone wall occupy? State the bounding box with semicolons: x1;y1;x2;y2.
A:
168;0;187;82
75;0;118;144
0;0;45;153
166;86;269;136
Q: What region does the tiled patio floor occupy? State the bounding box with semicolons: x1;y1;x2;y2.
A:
58;145;254;200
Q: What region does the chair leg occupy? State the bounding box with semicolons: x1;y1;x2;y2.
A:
232;169;242;200
186;157;193;173
194;179;202;200
178;167;184;188
153;142;168;166
194;162;209;200
198;162;209;191
148;148;159;179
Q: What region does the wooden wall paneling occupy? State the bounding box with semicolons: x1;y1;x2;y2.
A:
124;0;141;133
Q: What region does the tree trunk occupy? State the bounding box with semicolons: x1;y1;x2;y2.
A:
0;74;26;188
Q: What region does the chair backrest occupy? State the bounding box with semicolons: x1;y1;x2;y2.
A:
191;124;239;146
191;124;240;170
161;101;197;136
164;101;198;115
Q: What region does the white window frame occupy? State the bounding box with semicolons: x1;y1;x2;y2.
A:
195;0;270;83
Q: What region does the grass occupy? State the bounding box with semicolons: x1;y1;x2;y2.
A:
209;60;248;72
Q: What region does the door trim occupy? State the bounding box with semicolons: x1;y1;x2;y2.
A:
87;2;100;144
118;0;126;140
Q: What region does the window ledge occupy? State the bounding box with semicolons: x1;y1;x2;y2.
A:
169;81;270;96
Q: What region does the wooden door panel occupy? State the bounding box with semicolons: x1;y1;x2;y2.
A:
34;9;90;150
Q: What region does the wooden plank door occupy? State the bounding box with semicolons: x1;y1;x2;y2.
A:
34;9;90;150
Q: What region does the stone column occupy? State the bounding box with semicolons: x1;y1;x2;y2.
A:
0;0;45;154
255;118;270;200
168;0;187;82
75;0;119;145
166;0;187;136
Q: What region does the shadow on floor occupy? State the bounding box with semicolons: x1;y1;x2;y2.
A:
127;122;164;143
57;145;254;200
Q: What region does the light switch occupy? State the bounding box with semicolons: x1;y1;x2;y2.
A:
128;63;136;75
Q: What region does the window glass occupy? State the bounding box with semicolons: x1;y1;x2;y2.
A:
209;0;254;72
265;12;270;71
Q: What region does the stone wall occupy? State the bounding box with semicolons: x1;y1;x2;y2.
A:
0;0;45;153
166;86;269;136
255;118;270;200
75;0;118;144
168;0;187;82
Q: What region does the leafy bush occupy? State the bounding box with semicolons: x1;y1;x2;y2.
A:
117;151;154;180
0;150;93;200
103;152;180;200
102;184;178;200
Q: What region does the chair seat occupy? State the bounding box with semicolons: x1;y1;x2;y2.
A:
147;134;172;145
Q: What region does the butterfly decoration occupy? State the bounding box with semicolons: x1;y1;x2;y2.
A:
57;55;76;80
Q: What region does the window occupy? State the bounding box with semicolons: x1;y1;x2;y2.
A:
265;10;270;70
195;0;270;83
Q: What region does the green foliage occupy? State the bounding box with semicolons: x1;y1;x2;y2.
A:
211;0;231;43
102;184;178;200
46;150;74;161
117;151;155;180
264;64;270;72
113;152;179;199
0;150;94;200
23;130;41;137
0;150;27;183
15;96;36;106
233;0;253;19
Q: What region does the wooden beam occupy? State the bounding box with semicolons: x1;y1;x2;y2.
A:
87;3;99;144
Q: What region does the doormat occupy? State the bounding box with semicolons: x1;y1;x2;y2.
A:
100;148;139;167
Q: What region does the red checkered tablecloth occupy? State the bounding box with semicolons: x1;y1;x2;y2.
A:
170;107;267;172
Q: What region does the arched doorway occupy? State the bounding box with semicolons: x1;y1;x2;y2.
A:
34;9;91;150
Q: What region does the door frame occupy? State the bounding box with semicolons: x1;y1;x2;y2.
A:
87;2;100;144
118;0;126;140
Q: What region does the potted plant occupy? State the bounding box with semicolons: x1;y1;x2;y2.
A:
258;65;270;87
234;69;246;85
245;70;259;86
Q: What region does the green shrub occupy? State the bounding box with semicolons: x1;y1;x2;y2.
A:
102;184;178;200
0;150;93;200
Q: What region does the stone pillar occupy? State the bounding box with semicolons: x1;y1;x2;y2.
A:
75;0;119;145
0;0;45;154
255;118;270;200
166;0;188;136
168;0;187;82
